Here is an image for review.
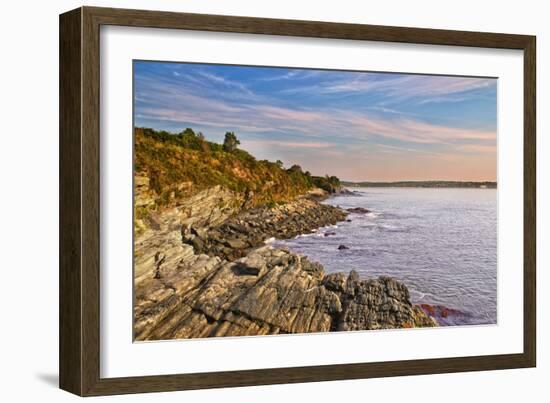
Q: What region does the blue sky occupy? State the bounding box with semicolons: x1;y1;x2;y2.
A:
134;61;497;181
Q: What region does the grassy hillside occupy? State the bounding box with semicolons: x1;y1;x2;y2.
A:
134;128;339;214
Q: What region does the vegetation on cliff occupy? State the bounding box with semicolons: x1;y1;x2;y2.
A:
134;127;340;214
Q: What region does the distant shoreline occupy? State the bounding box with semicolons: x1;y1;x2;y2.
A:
341;180;497;189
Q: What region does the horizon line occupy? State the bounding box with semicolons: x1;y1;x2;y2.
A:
340;178;497;183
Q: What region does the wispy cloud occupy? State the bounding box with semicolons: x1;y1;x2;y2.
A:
196;71;255;97
345;114;495;144
258;70;300;81
366;105;418;116
134;61;497;181
280;73;495;106
254;106;324;123
244;139;334;149
136;80;495;148
258;69;321;82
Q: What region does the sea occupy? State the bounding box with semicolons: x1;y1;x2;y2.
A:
272;188;497;326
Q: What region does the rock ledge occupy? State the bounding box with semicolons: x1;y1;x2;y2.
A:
135;244;436;340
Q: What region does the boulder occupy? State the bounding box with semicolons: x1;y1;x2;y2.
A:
190;236;205;253
322;272;347;293
226;238;248;249
347;207;371;214
336;274;436;331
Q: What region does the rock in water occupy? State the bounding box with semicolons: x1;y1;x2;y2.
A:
338;245;349;250
347;207;371;214
334;272;436;330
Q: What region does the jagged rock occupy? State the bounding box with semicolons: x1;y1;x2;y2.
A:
134;245;436;341
306;188;329;200
136;185;245;235
322;272;347;293
190;236;205;253
338;188;361;196
134;174;156;208
226;238;248;249
336;273;436;330
194;197;348;260
133;191;436;341
190;225;207;239
347;207;371;214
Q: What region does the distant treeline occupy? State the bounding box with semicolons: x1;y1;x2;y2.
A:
342;181;497;188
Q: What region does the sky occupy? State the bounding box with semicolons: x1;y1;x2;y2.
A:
134;61;497;182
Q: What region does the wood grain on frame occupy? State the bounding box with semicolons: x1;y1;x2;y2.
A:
59;7;82;395
59;6;536;396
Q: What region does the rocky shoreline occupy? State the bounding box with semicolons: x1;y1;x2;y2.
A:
181;197;348;260
134;186;437;341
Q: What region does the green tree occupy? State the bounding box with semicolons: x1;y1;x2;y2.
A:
288;164;303;173
176;128;202;150
197;131;210;153
276;160;284;169
223;131;240;152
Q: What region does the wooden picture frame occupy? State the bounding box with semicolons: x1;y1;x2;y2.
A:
59;6;536;396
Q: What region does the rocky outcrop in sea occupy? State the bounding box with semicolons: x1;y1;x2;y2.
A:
134;245;435;340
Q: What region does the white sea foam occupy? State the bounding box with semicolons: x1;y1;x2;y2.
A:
409;289;426;302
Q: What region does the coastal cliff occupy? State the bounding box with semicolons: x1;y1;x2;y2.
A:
133;128;437;340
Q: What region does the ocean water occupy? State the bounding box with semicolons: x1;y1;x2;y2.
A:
272;188;497;326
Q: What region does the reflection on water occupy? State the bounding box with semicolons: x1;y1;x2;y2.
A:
273;188;497;326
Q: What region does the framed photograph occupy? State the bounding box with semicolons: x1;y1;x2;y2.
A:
59;6;536;396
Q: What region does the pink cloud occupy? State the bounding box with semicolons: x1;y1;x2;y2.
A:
253;106;326;123
346;114;496;144
244;139;334;149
